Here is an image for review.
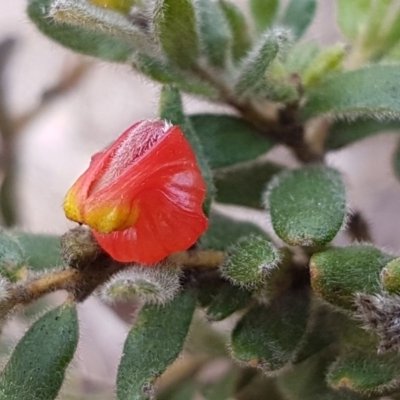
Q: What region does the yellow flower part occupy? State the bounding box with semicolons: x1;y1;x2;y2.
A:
84;203;140;234
63;186;83;224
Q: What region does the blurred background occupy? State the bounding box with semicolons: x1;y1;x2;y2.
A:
1;0;400;398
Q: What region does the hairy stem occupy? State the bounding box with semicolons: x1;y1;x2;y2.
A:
0;248;225;315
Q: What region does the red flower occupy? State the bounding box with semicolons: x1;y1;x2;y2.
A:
64;120;208;264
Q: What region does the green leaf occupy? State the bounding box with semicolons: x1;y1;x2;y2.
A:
219;0;252;62
249;0;279;34
117;290;196;400
102;265;181;305
214;159;282;208
206;283;252;322
302;43;346;86
0;229;26;281
132;53;219;98
381;257;400;295
293;304;343;364
234;29;289;96
0;304;78;400
231;291;310;374
189;114;274;169
222;236;281;288
327;119;400;150
159;86;214;214
285;42;320;74
16;233;62;271
302;66;400;120
153;0;199;69
27;0;136;62
328;349;400;394
200;210;270;251
49;0;153;48
196;0;231;68
266;166;346;246
310;245;394;310
336;0;370;41
280;0;317;39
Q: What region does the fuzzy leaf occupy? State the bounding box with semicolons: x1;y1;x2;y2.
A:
16;233;62;271
327;119;400;150
189;114;274;169
206;283;252;321
280;0;316;39
196;0;231;68
328;349;400;394
222;236;280;288
336;0;370;41
303;66;400;120
250;0;278;34
293;304;343;364
231;291;310;373
310;245;394;310
381;257;400;295
302;44;346;86
214;159;282;208
117;290;196;400
219;0;252;62
234;29;288;96
159;86;214;214
285;42;320;74
27;0;137;62
132;53;218;98
266;166;346;246
153;0;199;69
49;0;152;48
0;304;78;400
0;229;26;281
200;210;270;251
102;265;181;305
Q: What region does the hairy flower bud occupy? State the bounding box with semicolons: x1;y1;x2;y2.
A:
63;120;208;264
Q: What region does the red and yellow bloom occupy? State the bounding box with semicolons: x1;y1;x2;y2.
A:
64;120;208;264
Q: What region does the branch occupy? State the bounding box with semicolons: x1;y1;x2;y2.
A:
0;228;226;316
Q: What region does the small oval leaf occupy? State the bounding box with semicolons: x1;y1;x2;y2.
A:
250;0;279;34
16;233;62;271
0;304;78;400
231;291;310;374
196;0;231;68
310;245;394;309
189;114;274;169
327;119;400;150
153;0;199;69
28;0;135;62
265;166;346;246
214;159;282;208
328;349;400;394
219;0;252;62
303;66;400;120
117;290;196;400
280;0;317;39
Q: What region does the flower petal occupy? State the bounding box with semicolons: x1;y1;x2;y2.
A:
82;125;205;234
93;189;208;263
